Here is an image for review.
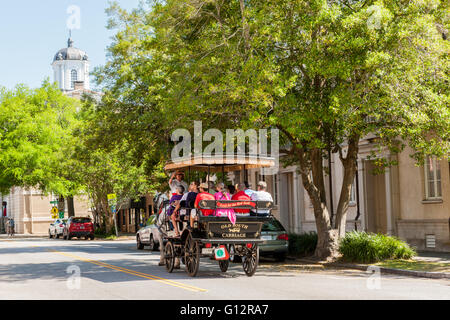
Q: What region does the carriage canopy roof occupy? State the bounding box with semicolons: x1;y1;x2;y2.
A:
164;155;275;173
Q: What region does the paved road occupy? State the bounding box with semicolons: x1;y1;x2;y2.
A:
0;237;448;300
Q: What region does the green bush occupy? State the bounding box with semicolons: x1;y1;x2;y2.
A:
339;231;416;263
94;226;116;238
288;232;318;256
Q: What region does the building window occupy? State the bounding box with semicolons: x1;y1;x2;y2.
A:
349;179;357;205
424;156;442;199
71;69;78;88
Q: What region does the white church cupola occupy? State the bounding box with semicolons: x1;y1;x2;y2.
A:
52;38;90;92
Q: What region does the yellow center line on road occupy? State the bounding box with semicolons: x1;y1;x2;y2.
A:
46;249;208;293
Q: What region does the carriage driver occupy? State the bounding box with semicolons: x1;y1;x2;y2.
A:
169;171;188;196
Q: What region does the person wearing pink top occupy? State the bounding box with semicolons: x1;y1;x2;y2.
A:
214;182;236;225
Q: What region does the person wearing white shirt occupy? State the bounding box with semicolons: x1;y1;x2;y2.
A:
169;171;188;195
250;181;273;216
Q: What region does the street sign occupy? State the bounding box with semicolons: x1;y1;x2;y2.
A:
108;194;117;213
107;194;117;205
51;206;58;219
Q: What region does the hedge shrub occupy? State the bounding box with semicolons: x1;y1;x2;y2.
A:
288;232;318;256
339;231;416;263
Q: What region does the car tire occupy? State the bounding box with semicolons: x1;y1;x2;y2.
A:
63;232;67;240
55;233;60;239
137;236;144;250
49;231;53;239
149;235;157;252
90;235;95;240
67;233;72;240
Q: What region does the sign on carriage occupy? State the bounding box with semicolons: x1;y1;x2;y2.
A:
214;245;230;261
208;221;262;239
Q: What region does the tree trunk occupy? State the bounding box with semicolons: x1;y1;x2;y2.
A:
334;136;360;238
298;148;340;260
312;200;340;260
101;197;114;234
67;196;75;217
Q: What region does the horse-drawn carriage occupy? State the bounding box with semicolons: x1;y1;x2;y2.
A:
161;155;275;277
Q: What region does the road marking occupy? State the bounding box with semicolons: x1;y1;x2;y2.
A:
47;249;207;293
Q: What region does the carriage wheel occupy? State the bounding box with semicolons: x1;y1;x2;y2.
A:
165;241;175;273
219;259;229;272
184;234;200;277
242;244;259;277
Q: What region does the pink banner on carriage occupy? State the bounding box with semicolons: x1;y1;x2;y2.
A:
215;200;256;209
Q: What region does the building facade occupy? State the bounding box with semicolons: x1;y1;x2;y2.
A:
238;138;449;252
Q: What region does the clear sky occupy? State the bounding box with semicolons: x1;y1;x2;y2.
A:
0;0;142;90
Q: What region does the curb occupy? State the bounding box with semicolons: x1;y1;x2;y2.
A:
296;258;450;280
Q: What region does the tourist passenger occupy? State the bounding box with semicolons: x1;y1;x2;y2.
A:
231;183;251;215
168;185;184;237
244;181;255;197
215;182;236;225
174;181;199;229
227;185;236;196
169;171;188;195
208;181;216;195
250;181;273;216
194;183;215;217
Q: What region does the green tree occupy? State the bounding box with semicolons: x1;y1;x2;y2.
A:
99;0;449;259
0;81;81;196
69;98;155;235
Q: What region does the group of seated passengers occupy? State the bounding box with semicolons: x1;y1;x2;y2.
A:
167;171;273;236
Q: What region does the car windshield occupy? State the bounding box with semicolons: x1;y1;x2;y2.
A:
146;216;156;226
262;219;285;232
72;218;91;223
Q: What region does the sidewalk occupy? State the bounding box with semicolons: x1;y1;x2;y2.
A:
94;233;135;241
294;251;450;280
0;233;136;241
0;233;47;239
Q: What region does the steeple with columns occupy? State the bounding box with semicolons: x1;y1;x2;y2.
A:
51;37;90;92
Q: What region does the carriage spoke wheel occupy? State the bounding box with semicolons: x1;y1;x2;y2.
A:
242;244;259;277
165;241;175;273
184;234;200;277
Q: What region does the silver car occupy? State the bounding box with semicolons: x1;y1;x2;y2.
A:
49;219;67;239
259;217;289;261
136;215;161;251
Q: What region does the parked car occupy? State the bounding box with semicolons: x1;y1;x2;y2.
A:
49;219;67;239
136;214;161;251
63;217;95;240
229;217;289;262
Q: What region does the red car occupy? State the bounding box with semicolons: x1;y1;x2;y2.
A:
63;217;95;240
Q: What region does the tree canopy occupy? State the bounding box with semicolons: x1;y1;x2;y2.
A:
0;81;81;195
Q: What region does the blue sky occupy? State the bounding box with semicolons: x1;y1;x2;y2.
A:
0;0;142;90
